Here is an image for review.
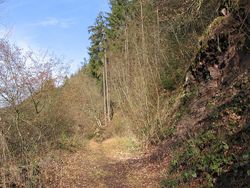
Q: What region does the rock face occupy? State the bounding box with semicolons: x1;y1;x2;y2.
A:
188;2;249;90
180;1;250;138
170;2;250;186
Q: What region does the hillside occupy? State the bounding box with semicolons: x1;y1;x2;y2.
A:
161;1;250;186
0;0;249;187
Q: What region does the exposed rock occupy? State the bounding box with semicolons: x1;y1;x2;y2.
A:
188;3;249;89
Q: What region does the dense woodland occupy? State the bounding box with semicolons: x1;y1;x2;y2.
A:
0;0;249;187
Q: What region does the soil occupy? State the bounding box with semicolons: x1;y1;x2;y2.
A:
45;138;169;188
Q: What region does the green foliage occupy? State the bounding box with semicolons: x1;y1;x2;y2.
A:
162;77;176;91
169;82;249;184
57;133;87;152
160;126;176;140
106;0;131;39
182;170;197;182
165;120;250;187
167;130;227;186
87;0;133;80
160;179;179;188
88;12;107;80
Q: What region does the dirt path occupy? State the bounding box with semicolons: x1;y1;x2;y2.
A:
45;137;168;188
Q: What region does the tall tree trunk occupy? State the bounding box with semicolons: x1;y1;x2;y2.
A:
0;132;7;188
156;7;160;53
104;49;111;122
140;0;146;64
124;24;130;82
103;65;107;126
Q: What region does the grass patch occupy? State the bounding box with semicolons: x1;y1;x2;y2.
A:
101;136;141;159
57;133;88;152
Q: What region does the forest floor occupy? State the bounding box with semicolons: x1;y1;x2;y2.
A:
45;136;168;188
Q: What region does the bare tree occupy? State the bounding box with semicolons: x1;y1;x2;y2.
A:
0;39;66;160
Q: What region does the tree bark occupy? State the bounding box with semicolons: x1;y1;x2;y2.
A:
140;0;146;64
104;50;111;122
103;65;107;126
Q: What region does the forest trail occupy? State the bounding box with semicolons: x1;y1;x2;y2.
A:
45;137;168;188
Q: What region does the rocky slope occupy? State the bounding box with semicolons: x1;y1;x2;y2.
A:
161;1;250;187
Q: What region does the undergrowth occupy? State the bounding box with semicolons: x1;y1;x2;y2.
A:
161;90;250;187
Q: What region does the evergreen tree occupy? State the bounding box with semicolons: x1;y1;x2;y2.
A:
106;0;132;39
88;12;107;80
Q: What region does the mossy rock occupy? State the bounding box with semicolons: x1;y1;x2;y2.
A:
199;17;225;44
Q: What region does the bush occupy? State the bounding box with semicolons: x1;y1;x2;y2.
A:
162;77;177;91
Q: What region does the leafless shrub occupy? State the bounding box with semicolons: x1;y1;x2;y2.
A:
0;39;68;187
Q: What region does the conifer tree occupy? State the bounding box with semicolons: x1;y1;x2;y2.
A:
88;12;107;80
106;0;132;39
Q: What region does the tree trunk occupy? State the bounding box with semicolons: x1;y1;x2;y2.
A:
140;0;146;64
0;132;7;188
103;65;107;126
104;50;111;122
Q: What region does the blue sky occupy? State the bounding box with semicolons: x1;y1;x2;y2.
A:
0;0;110;73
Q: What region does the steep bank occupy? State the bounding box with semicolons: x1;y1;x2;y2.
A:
161;1;250;187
